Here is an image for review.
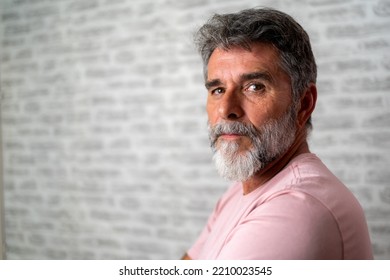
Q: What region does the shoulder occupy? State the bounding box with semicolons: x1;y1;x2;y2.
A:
220;191;343;259
264;153;353;204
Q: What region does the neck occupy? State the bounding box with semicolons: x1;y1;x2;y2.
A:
241;129;310;195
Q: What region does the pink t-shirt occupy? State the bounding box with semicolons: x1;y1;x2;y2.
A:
188;153;373;259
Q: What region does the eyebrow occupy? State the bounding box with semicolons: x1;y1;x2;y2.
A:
205;71;273;89
240;71;273;83
205;79;222;90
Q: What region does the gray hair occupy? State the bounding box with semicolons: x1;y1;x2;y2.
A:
194;8;317;129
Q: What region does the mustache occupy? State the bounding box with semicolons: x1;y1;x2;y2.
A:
208;121;259;147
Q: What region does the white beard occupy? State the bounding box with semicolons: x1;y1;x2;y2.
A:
209;107;297;182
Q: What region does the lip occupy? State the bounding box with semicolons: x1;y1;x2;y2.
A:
219;134;242;140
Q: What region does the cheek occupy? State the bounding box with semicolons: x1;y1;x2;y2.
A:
246;97;287;124
244;104;270;126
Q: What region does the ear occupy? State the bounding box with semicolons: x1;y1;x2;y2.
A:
297;83;317;128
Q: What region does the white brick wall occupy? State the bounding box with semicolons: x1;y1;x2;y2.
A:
0;0;389;259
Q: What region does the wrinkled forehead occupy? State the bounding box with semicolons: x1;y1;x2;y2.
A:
205;42;286;81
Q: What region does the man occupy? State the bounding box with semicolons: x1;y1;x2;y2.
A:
182;8;373;259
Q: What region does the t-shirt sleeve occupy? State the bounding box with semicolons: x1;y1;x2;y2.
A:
187;222;210;259
187;206;217;259
216;191;342;260
187;183;239;259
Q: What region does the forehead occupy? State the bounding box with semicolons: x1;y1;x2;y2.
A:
207;43;283;77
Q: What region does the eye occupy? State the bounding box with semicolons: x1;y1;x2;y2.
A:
210;87;225;95
245;83;265;93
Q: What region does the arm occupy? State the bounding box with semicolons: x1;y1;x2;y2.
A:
217;192;341;259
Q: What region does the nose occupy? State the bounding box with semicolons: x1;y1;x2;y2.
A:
218;90;244;120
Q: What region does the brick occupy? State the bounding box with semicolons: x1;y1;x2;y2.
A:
79;196;115;208
327;22;390;38
133;62;164;75
1;37;25;48
81;236;121;249
111;183;152;194
315;79;336;95
66;0;100;13
48;236;73;247
90;124;123;135
18;128;51;138
90;210;130;221
342;76;390;93
6;200;32;216
366;169;390;184
4;141;25;151
24;6;59;18
114;50;135;63
305;0;352;6
9;0;47;6
9;154;36;165
2;11;21;22
362;112;390;128
10;194;44;205
29;141;63;151
360;38;390;51
318;59;377;74
68;250;96;260
6;245;36;258
45;249;67;259
95;110;129;122
371;243;390;259
383;57;390;70
351;187;373;204
4;218;19;231
85;67;125;79
113;225;152;237
30;32;62;45
379;187;390;205
36;167;67;179
140;212;168;225
72;168;121;180
93;6;133;20
329;96;384;110
17;88;49;99
371;224;390;235
68;25;116;40
5;62;39;74
21;221;54;231
157;228;193;241
106;35;147;49
125;241;166;254
4;23;31;36
320;153;389;167
4;168;30;176
119;197;141;210
310;4;366;21
349;131;390;148
373;0;390;17
168;0;209;8
4;232;25;244
28;233;46;246
39;114;64;125
314;115;356;130
65;111;91;124
0;77;25;88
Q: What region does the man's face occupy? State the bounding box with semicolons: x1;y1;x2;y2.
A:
206;43;297;181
